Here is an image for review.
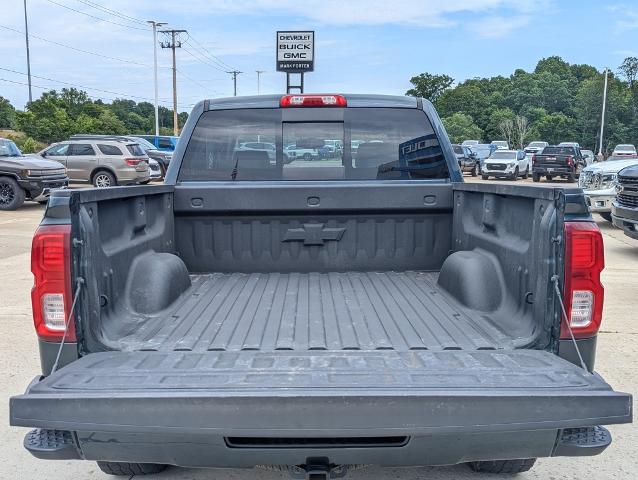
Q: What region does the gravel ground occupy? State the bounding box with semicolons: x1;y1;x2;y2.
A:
1;183;636;479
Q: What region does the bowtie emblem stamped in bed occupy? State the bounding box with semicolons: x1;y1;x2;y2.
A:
283;223;346;246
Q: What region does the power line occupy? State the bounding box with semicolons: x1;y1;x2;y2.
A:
43;0;148;31
185;34;236;71
182;46;228;74
160;29;187;135
0;24;163;68
73;0;148;26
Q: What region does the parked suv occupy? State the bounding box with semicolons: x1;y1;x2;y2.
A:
71;135;172;176
39;139;150;187
0;138;68;210
482;149;529;180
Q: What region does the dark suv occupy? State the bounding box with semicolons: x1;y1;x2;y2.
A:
452;144;480;176
0;138;68;210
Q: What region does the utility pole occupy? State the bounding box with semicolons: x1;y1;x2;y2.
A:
23;0;32;104
160;29;186;136
255;70;265;95
227;70;242;96
147;20;166;137
598;68;609;160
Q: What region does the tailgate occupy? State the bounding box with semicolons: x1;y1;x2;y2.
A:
11;350;631;435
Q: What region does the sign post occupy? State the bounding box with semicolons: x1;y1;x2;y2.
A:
276;31;314;93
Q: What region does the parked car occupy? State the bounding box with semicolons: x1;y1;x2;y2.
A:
237;141;276;161
39;139;150;187
283;144;320;162
148;158;163;181
481;149;529;180
452;144;480;176
323;139;343;157
532;145;585;182
71;134;172;176
524;141;548;155
611;144;637;157
138;135;179;152
582;149;595;165
558;142;580;148
461;139;480;147
580;155;638;222
11;94;631;478
0;138;68;210
612;164;638;238
490;140;509;150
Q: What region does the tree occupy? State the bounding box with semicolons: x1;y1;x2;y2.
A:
406;73;454;103
498;118;514;146
0;96;15;128
442;113;483;144
532;113;575;145
513;116;530;149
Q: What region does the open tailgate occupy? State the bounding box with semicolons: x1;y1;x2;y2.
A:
11;350;631;435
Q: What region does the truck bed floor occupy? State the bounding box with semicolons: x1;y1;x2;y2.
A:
117;271;514;352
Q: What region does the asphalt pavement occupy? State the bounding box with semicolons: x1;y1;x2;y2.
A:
1;178;636;479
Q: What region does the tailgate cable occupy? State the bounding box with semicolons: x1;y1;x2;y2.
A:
551;275;589;372
50;277;84;374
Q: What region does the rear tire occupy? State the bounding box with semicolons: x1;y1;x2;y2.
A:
96;462;167;476
92;170;116;188
567;173;575;183
510;167;519;181
0;176;25;211
468;458;536;474
600;212;613;222
303;153;312;161
532;173;540;182
471;163;479;177
481;174;489;180
522;166;529;179
546;175;553;182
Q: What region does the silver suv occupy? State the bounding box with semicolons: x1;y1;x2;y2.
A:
39;139;150;187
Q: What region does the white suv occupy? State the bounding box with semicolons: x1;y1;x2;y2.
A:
482;150;530;180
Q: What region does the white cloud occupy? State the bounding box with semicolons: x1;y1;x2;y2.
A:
467;15;531;38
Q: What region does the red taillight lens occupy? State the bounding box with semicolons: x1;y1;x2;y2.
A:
280;94;347;108
565;155;573;166
125;158;143;166
31;224;75;342
532;154;537;164
561;222;604;340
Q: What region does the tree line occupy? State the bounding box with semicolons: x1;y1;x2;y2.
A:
0;88;188;152
406;56;638;152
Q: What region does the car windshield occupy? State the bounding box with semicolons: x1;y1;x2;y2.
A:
180;108;448;181
542;147;573;155
528;142;545;147
490;151;516;160
0;139;22;157
615;145;635;151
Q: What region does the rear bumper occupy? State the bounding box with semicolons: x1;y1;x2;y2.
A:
612;202;638;239
534;166;573;176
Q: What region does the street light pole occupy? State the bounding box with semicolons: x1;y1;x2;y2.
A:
598;68;609;159
255;70;265;95
23;0;32;104
147;20;166;137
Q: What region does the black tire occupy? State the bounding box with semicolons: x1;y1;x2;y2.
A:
0;176;26;211
600;212;613;222
522;166;529;179
140;179;151;185
468;458;536;474
96;462;167;476
92;170;117;188
567;173;575;183
532;173;540;182
471;163;479;177
37;200;48;205
481;174;489;180
303;153;312;161
546;175;553;182
510;167;519;181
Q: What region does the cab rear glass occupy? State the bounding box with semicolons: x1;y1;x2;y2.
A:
179;108;448;181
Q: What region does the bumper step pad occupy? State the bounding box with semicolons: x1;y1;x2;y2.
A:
24;428;81;460
554;426;612;457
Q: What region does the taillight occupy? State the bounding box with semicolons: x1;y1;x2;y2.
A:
280;94;347;108
561;222;604;340
565;155;573;166
532;154;537;164
31;224;75;342
125;158;143;166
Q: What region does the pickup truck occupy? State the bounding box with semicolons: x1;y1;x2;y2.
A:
532;145;586;182
10;94;632;478
612;164;638;239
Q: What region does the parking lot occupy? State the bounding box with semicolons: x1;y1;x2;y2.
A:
0;177;636;480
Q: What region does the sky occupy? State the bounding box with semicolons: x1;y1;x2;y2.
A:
1;0;637;112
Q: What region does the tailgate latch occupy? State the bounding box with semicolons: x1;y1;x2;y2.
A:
283;224;346;246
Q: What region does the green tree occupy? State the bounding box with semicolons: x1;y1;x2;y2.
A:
406;73;454;103
442;113;483;144
531;112;575;145
0;96;15;128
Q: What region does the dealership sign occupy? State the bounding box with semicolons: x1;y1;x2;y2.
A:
276;31;314;72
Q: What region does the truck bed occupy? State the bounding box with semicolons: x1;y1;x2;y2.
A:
115;271;514;353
